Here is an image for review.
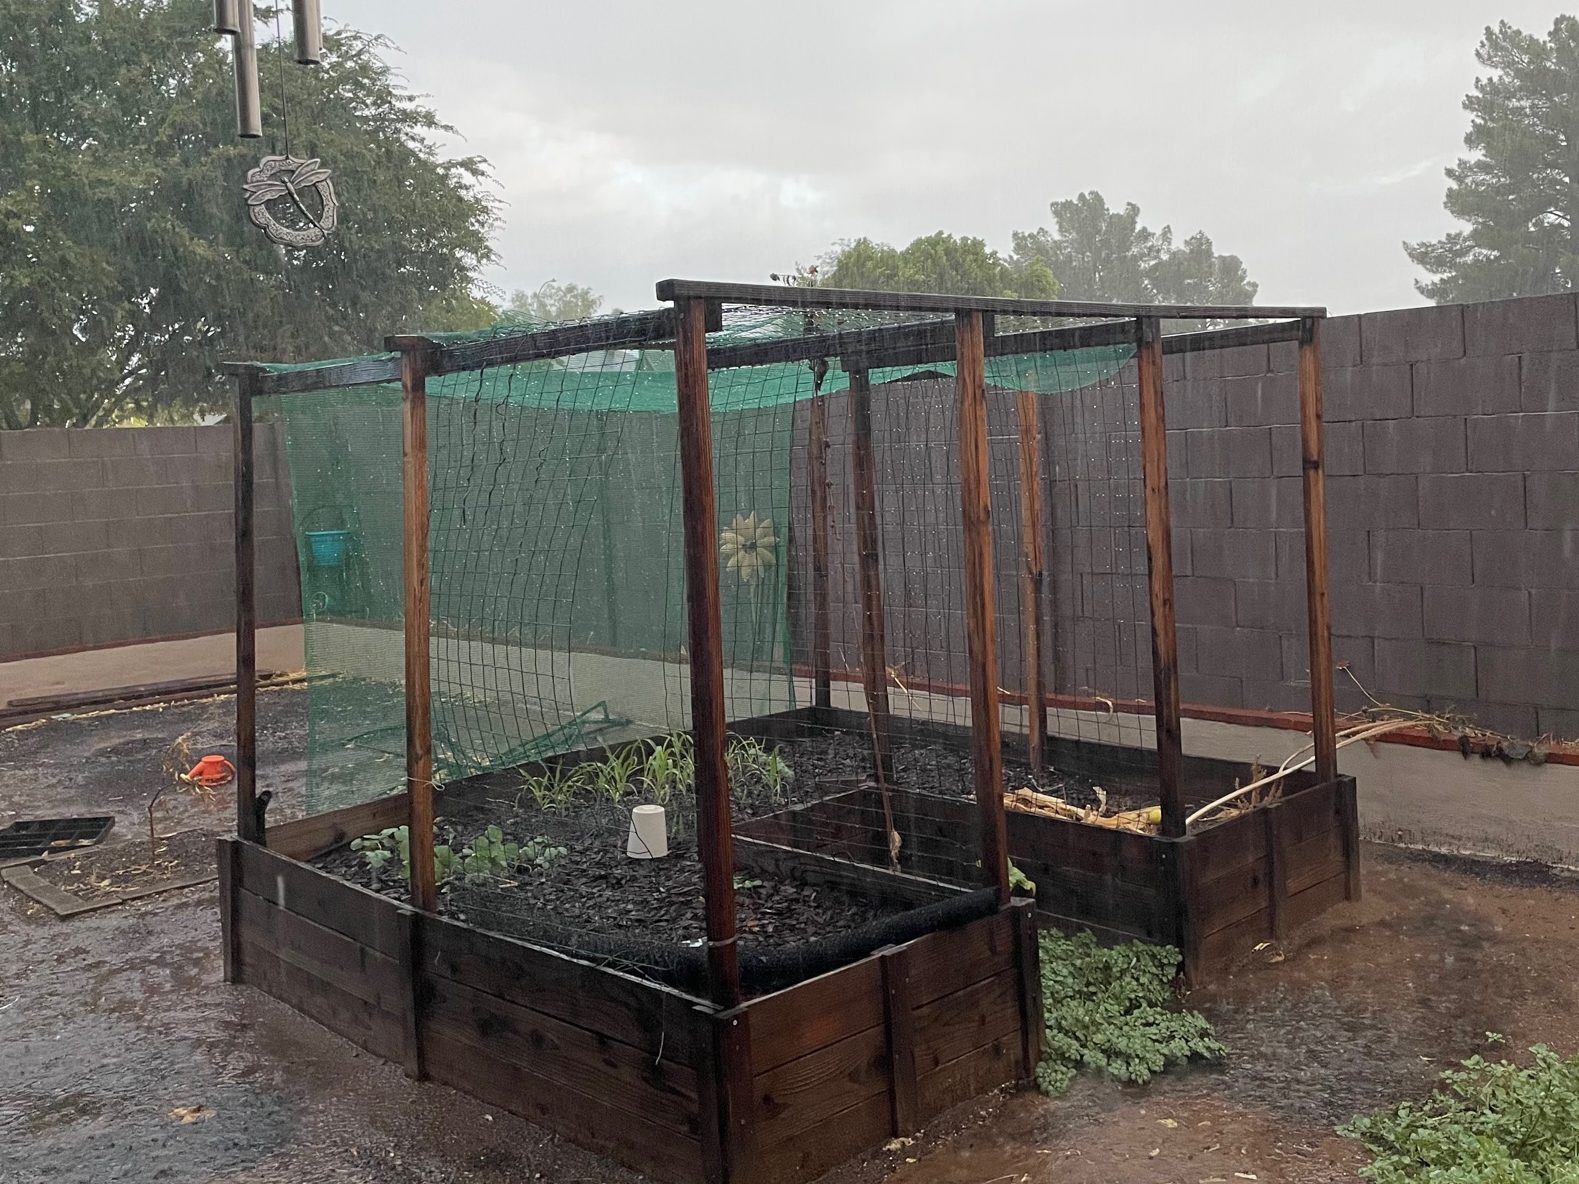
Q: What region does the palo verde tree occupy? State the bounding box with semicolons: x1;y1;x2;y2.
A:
0;0;497;428
1407;18;1579;303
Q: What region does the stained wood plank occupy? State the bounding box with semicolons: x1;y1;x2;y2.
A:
419;911;705;1061
395;907;423;1079
1299;318;1339;783
880;945;918;1135
809;391;833;709
1012;898;1042;1078
244;354;402;395
655;277;1325;321
849;368;894;779
903;906;1017;1006
695;1009;727;1184
751;1024;888;1145
714;1008;754;1182
1264;801;1288;942
1005;809;1164;882
237;841;405;957
1016;389;1048;782
956;311;1008;901
424;975;701;1137
1198;905;1272;970
915;1035;1018;1125
1016;860;1169;939
1284;826;1347;895
732;836;957;909
267;792;411;861
1285;869;1349;931
912;970;1021;1073
401;345;436;914
218;837;241;984
1341;775;1362;901
1136;317;1184;837
238;937;401;1061
675;296;741;1008
747;957;884;1073
1277;779;1344;846
423;1028;701;1184
233;374;259;843
235;888;405;1011
1196;856;1271;937
748;1094;891;1184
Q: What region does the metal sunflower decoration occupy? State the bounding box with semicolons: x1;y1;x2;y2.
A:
243;155;338;247
718;512;778;583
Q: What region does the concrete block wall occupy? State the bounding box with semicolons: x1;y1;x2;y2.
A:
0;425;299;664
1168;292;1579;739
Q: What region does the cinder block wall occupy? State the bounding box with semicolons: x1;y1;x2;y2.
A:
0;426;299;663
1167;292;1579;739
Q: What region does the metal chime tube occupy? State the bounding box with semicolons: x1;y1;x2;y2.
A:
213;0;239;35
293;0;323;65
233;0;262;138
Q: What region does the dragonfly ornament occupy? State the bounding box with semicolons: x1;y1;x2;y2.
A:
243;155;338;247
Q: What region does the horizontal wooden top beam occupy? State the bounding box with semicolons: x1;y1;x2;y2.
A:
389;309;677;376
223;354;402;395
657;277;1325;321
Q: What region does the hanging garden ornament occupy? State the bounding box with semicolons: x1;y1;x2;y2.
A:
243;155;338;247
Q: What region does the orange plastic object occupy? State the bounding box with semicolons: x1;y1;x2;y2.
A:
187;754;236;787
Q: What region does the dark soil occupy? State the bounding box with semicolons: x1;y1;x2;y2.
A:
312;727;1123;983
32;828;215;903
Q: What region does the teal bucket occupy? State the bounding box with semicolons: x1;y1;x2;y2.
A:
305;529;350;567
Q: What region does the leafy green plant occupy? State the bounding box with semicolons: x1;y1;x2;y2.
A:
1035;931;1224;1097
352;825;457;888
519;835;568;870
1009;861;1037;895
725;736;794;802
521;764;577;814
589;744;642;806
1340;1041;1579;1183
642;735;691;807
459;825;519;882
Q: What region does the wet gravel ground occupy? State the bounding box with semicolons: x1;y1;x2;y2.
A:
6;690;1579;1182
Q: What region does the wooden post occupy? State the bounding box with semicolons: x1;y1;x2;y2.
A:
233;372;260;844
1299;319;1338;784
674;296;742;1009
1135;317;1185;839
217;836;241;982
1015;389;1048;782
956;311;1010;904
400;346;438;914
849;368;893;779
878;945;918;1135
809;392;833;710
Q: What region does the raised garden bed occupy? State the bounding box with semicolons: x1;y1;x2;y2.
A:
220;813;1040;1184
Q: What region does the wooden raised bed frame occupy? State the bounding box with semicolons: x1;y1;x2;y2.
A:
219;806;1041;1184
735;708;1361;982
227;283;1338;1184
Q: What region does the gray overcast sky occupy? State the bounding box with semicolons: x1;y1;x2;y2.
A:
328;1;1566;315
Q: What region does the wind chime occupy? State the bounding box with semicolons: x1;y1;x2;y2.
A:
214;0;338;248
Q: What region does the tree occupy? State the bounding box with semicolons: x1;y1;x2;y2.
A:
0;1;497;428
1011;191;1257;306
1406;19;1579;303
502;280;607;325
822;231;1058;299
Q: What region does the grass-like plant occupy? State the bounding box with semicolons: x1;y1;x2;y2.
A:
1340;1039;1579;1183
1035;931;1224;1097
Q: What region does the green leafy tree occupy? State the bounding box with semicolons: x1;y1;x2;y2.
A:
1012;191;1257;307
823;231;1058;299
501;280;608;325
1407;19;1579;303
0;0;497;428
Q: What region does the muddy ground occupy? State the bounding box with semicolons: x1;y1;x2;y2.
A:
5;690;1579;1183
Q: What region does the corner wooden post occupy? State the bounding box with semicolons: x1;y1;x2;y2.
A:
1010;897;1043;1078
878;944;918;1135
233;371;260;844
956;311;1010;904
674;296;742;1008
809;392;833;710
1015;389;1048;782
1299;319;1338;785
400;344;438;914
217;836;241;982
849;368;894;779
1135;318;1185;839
